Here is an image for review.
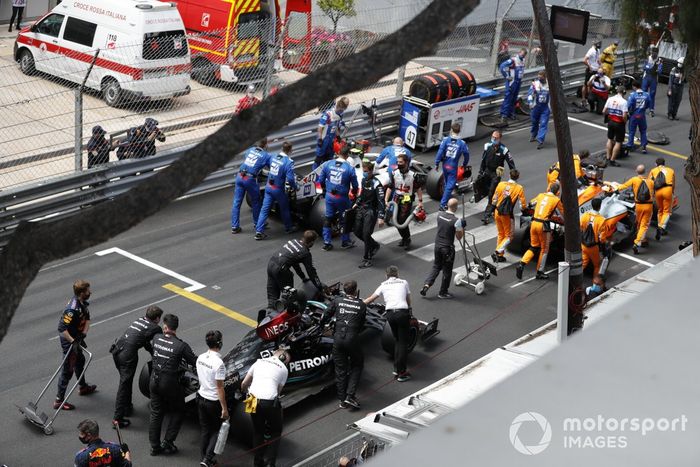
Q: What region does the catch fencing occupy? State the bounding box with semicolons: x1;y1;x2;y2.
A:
0;0;621;190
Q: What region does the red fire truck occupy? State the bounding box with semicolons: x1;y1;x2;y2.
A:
173;0;313;85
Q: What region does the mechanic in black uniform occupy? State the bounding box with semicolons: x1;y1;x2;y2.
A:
110;305;163;428
74;419;132;467
420;198;466;299
477;130;515;224
148;314;197;456
266;230;324;308
323;280;367;409
353;159;385;268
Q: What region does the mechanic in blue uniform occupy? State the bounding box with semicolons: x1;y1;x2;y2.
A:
376;136;412;172
625;81;652;154
527;70;551;150
667;57;684;121
255;141;297;240
499;47;527;121
74;419;132;467
317;145;359;250
314;96;349;169
641;45;662;117
434;123;469;210
54;280;97;411
231;138;272;234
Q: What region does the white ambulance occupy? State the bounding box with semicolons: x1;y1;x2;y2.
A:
14;0;192;107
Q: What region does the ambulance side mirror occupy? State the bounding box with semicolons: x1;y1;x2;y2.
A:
30;24;37;33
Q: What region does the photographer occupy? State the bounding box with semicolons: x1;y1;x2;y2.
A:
141;118;166;157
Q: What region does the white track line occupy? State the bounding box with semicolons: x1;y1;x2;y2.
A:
95;247;206;292
616;252;655;267
510;268;558;288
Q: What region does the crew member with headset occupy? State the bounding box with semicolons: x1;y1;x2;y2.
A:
266;231;324;309
376;137;412;173
323;280;367;410
352;159;385;269
434;123;470;211
618;165;654;255
148;314;197;457
317;146;359;251
477;130;515;224
231;138;272;234
241;348;290;467
255;141;298;240
110;305;163;428
419;198;466;299
641;45;662;116
648;157;675;240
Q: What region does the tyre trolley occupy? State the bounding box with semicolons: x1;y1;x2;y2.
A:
453;193;497;295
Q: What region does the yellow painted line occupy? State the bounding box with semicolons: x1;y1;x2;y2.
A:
646;144;687;160
163;283;257;328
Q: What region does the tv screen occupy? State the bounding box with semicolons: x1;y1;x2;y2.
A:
550;5;590;45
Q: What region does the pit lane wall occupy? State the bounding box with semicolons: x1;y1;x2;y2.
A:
292;246;694;466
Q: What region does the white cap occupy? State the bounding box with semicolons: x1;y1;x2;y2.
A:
247;84;256;94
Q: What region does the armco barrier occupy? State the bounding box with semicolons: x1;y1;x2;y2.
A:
0;54;632;248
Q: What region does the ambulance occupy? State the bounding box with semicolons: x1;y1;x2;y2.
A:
14;0;192;107
173;0;313;85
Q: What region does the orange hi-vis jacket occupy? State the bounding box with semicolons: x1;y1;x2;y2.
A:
492;179;527;216
619;175;654;246
619;175;654;205
531;191;564;222
580;210;610;273
546;154;583;188
648;165;675;230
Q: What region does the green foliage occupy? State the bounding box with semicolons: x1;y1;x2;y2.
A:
317;0;357;33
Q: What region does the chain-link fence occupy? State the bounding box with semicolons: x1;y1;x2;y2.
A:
0;0;621;190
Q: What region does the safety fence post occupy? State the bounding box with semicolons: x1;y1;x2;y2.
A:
556;261;570;343
74;89;82;173
395;65;406;97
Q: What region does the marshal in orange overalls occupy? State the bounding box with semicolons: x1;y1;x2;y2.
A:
648;164;675;232
618;175;654;248
491;179;526;259
580;209;612;274
520;191;564;273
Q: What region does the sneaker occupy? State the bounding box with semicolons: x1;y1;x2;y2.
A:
112;419;131;429
150;446;164;456
536;271;549;280
161;440;178;455
53;399;75;410
609;160;621;167
661;228;668;236
655;229;662;241
497;255;507;263
420;285;429;297
529;136;536;142
642;147;648;154
396;372;412;382
338;401;348;409
358;259;372;269
650;110;655;118
397;238;406;247
341;240;356;249
231;227;242;234
437;292;454;299
254;232;266;241
369;243;380;258
285;225;299;234
79;384;97;396
403;239;412;251
344;396;360;410
508;114;517;121
515;262;524;280
491;252;499;263
632;244;639;255
322;243;333;251
537;142;544;150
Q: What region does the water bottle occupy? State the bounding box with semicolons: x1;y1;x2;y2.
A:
214;419;230;455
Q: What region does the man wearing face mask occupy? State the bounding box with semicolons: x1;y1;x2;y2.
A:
582;40;602;107
478;131;515;224
667;57;685;120
600;40;618;78
74;419;131;466
434;123;470;210
385;153;423;250
376;137;413;172
317;145;359;251
642;45;662;117
314;96;350;169
527;71;550;149
586;67;611;114
353;160;385;269
499;47;527;121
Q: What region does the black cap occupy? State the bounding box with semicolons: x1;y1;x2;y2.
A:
92;125;106;136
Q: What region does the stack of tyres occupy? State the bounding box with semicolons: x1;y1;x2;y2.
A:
409;68;477;104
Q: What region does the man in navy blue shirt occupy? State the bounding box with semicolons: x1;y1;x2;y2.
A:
317;146;359;250
256;142;297;240
74;419;131;466
231;138;272;233
434;123;469;211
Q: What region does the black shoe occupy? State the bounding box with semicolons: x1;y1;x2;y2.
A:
437;292;454;299
420;285;429;297
358;259;372;269
150;446;164;456
231;227;242;234
341;240;356;249
481;216;491;225
655;229;662;241
112;419;131;429
438;205;447;211
403;239;412;250
78;384;97;396
161;440;178;455
529;136;536;142
632;244;639;255
497;255;507;263
338;401;349;409
322;243;333;251
285;225;299;234
398;238;406;247
369;243;380;258
537;142;544;150
661;228;668;236
668;114;673;120
344;396;360;410
515;262;524;280
609;160;621;167
536;271;549;280
650;110;655;118
125;404;134;417
491;252;498;263
254;232;267;241
396;372;412;382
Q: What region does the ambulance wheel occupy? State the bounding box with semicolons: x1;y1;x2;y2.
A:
138;361;152;398
454;273;465;287
43;426;54;436
381;321;418;355
102;79;122;107
19;50;35;75
475;282;485;295
308;198;326;235
426;168;444;201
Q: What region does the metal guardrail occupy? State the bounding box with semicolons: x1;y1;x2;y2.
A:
0;53;632;248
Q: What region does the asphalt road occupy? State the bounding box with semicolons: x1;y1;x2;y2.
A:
0;96;692;467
